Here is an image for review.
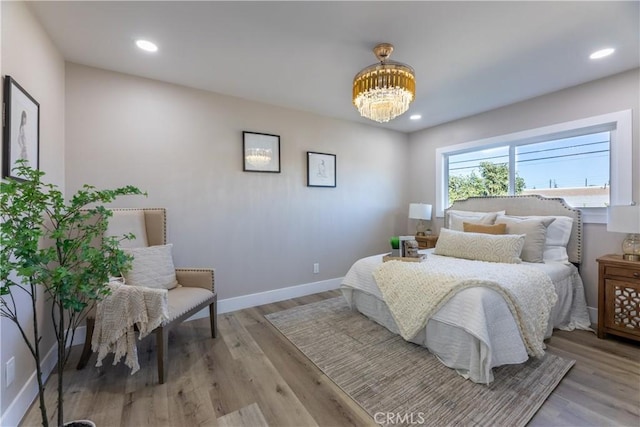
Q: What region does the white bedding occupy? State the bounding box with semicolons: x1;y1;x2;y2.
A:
341;249;591;383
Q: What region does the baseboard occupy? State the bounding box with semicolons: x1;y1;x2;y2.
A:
1;342;58;427
187;277;344;321
587;306;597;325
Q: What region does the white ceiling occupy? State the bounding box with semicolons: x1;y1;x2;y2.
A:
28;1;640;133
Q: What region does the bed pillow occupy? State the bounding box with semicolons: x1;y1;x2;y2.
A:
495;216;555;263
497;214;574;263
447;210;504;231
542;216;574;263
463;222;507;235
122;244;179;290
434;228;525;264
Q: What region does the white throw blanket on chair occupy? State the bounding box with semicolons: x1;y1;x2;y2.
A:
92;281;169;374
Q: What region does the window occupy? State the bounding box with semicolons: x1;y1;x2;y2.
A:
516;132;610;208
436;110;633;223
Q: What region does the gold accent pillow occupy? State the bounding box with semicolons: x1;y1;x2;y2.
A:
463;222;507;235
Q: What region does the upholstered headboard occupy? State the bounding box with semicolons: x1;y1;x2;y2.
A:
445;195;582;264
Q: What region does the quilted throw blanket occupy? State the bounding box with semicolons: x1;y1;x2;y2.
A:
373;256;558;357
92;282;169;374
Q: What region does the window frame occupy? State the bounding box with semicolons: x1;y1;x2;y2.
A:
435;110;633;224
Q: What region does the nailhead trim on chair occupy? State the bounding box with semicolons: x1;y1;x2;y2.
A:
175;268;215;293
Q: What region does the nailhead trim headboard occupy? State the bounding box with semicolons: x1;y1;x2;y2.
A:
445;195;582;264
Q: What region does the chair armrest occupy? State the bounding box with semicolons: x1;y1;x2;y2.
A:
175;268;215;293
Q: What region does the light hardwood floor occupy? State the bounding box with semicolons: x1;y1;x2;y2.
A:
20;290;640;426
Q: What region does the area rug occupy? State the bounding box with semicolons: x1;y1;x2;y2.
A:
265;297;574;427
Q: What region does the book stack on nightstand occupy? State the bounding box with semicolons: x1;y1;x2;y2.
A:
415;235;438;249
596;254;640;343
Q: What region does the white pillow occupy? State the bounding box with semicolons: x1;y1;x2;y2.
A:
497;214;574;263
447;210;505;231
495;216;555;263
122;244;179;290
106;210;149;248
434;228;525;264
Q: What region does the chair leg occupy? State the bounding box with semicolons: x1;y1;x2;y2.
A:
156;326;169;384
77;317;95;370
209;295;217;338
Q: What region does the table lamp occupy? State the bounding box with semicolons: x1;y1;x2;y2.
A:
409;203;432;236
607;204;640;261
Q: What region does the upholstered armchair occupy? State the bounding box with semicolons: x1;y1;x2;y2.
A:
76;208;217;384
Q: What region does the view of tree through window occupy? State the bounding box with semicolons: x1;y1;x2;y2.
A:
446;132;610;208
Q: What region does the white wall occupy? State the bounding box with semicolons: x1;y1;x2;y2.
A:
408;68;640;314
65;63;410;301
0;0;66;423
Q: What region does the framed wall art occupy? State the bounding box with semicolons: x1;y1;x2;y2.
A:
2;76;40;180
243;131;280;173
307;151;336;187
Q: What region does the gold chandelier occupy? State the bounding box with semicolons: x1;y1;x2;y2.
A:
353;43;416;123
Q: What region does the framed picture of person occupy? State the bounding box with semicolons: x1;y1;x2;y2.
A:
307;151;336;187
3;76;40;181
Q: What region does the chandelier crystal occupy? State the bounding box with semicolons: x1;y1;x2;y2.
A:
353;43;416;123
245;148;272;167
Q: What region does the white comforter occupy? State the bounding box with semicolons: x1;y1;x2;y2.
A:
341;250;591;383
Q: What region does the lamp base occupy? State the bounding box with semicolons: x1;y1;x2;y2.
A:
622;233;640;262
415;232;425;237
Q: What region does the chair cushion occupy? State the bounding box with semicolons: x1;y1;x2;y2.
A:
86;286;214;323
123;244;179;290
166;287;215;323
106;210;149;248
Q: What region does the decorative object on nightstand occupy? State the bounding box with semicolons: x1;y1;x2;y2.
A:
597;255;640;342
385;236;426;262
403;239;420;258
607;204;640;261
415;235;439;249
409;203;432;236
390;236;401;257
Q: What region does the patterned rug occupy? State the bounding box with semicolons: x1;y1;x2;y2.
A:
265;297;574;427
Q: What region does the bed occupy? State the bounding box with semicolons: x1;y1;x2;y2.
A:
341;195;592;384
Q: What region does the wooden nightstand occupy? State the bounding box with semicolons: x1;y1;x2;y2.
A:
597;254;640;342
415;235;438;249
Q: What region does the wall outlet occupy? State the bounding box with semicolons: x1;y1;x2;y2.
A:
313;263;319;274
6;356;15;388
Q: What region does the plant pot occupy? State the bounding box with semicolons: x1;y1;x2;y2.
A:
64;420;96;427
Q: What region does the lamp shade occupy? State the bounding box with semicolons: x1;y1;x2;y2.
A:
607;205;640;233
409;203;432;220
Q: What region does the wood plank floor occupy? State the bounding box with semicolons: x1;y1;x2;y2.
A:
20;290;640;426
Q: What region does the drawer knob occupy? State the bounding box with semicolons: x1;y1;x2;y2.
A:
634;272;640;278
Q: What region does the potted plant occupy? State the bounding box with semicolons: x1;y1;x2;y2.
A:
0;162;144;427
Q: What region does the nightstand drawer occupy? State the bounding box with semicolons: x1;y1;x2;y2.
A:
415;235;438;249
605;266;640;280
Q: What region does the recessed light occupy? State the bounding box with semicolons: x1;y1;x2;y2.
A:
410;114;422;120
136;39;158;52
589;48;615;59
